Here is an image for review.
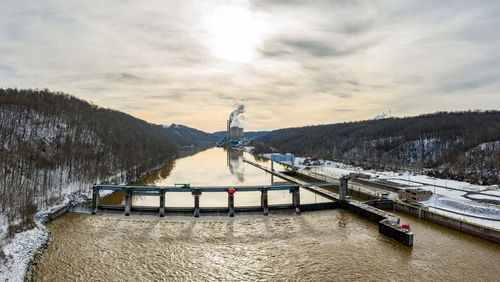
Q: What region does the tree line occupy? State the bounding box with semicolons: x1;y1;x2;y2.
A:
0;88;208;235
253;111;500;185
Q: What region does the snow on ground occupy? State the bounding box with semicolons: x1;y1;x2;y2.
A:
260;153;500;230
426;207;500;229
481;190;500;197
421;195;500;220
390;174;484;192
0;163;160;281
465;194;500;201
0;188;114;282
0;215;49;282
0;214;6;240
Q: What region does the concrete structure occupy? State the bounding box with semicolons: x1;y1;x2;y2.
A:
46;202;71;222
394;201;499;243
261;187;269;215
229;126;243;140
349;172;371;179
243;159;414;246
339;176;349;200
398;188;432;202
91;183;332;218
226;119;244;141
263;158;500;244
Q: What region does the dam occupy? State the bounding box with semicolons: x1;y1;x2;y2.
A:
35;148;500;281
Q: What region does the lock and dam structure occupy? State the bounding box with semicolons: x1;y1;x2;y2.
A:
89;171;414;246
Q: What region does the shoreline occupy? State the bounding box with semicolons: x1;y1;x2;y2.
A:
257;152;500;241
1;145;213;281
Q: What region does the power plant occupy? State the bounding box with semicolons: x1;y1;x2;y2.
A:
218;104;247;147
227;120;244;140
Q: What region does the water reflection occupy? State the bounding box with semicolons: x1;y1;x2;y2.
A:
226;148;244;182
100;147;329;207
135;161;176;186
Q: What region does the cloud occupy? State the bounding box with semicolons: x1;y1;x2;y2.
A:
278;39;343;58
118;73;141;81
0;0;499;131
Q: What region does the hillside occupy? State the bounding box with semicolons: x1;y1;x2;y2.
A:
165;124;218;146
253;111;500;185
0;88;213;236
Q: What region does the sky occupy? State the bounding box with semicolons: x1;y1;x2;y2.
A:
1;0;499;132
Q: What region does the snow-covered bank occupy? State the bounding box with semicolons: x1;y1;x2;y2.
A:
0;188;118;281
259;153;500;230
0;214;49;282
0;149;187;281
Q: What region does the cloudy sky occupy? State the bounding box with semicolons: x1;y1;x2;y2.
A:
1;0;499;132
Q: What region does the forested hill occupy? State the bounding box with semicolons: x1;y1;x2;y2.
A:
165;124;218;146
0;88;213;231
254;111;500;185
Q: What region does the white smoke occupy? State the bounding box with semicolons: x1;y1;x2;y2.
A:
231;115;246;128
229;104;245;128
229;104;244;121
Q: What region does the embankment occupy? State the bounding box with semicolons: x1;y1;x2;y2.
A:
394;201;500;243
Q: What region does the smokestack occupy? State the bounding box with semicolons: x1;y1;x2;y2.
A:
227;104;246;141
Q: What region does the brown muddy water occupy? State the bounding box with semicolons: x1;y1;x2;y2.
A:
35;148;500;281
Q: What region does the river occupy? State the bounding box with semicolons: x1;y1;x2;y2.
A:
35;148;500;281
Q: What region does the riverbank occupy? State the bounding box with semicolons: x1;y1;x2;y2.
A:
1;145;215;281
260;153;500;228
0;214;49;282
254;152;500;243
0;198;99;281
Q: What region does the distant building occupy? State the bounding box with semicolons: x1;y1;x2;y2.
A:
348;172;371;179
227;120;243;140
229;126;243;140
398;188;432;202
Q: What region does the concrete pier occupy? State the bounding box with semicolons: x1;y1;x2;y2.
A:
228;191;235;217
92;185;99;215
159;188;165;217
339;176;348;200
339;200;413;246
192;188;201;217
124;187;132;216
261;188;269;215
292;186;301;213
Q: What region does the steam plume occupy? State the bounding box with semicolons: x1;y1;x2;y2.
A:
229;104;245;122
229;104;245;128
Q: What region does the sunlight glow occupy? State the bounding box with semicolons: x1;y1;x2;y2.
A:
202;5;263;63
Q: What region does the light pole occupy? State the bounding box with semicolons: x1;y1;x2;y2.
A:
434;178;436;194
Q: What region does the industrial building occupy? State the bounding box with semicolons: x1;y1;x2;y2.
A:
398;188;432;202
226;120;244;141
217;106;247;148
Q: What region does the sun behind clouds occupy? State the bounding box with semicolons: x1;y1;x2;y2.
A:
201;4;265;63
